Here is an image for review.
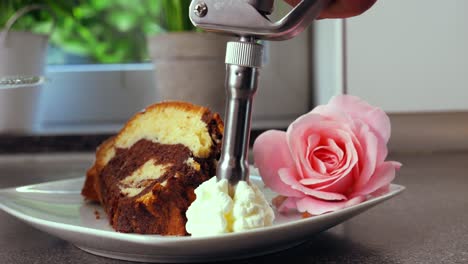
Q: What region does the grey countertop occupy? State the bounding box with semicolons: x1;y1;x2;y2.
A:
1;152;467;264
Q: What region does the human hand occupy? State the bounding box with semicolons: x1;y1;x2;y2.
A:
284;0;377;19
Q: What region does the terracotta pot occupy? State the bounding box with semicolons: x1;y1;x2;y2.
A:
148;32;233;117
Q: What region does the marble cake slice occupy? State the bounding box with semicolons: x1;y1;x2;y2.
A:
81;101;224;235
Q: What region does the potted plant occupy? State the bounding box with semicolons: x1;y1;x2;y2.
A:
147;0;233;116
0;1;72;133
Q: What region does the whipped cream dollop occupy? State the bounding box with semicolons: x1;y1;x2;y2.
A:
185;177;275;236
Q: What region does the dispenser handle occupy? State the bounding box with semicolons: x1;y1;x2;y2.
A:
189;0;330;40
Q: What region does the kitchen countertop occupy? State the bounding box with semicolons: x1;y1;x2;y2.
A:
1;152;467;264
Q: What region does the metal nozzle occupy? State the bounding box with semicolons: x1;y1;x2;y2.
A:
216;38;263;185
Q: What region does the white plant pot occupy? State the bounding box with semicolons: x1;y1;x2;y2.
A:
0;31;48;133
148;32;233;117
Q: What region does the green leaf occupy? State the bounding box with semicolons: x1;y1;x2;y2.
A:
73;6;97;19
89;0;113;11
106;10;138;32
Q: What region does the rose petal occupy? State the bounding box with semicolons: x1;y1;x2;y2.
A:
376;141;389;166
314;166;354;194
313;146;339;171
365;108;392;143
351;161;402;197
289;124;360;193
277;197;300;213
313;129;358;184
253;130;303;197
307;135;327;174
295;195;366;215
307;128;355;178
300;176;337;186
279;168;347;201
327;138;344;161
312;104;351;125
311;153;327;174
288;116;326;179
306;133;359;194
327;95;391;143
353;123;379;189
312;139;344;170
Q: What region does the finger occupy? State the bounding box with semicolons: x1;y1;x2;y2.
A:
284;0;377;19
284;0;301;6
318;0;377;19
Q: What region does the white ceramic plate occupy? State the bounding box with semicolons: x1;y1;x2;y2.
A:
0;176;404;263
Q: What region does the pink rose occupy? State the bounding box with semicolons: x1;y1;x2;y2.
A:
253;95;401;215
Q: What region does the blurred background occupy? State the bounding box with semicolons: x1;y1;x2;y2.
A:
1;0;468;154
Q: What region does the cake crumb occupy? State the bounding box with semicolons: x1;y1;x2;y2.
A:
272;195;287;208
94;209;101;219
302;212;312;218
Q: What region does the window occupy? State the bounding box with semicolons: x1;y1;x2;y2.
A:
2;1;317;135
